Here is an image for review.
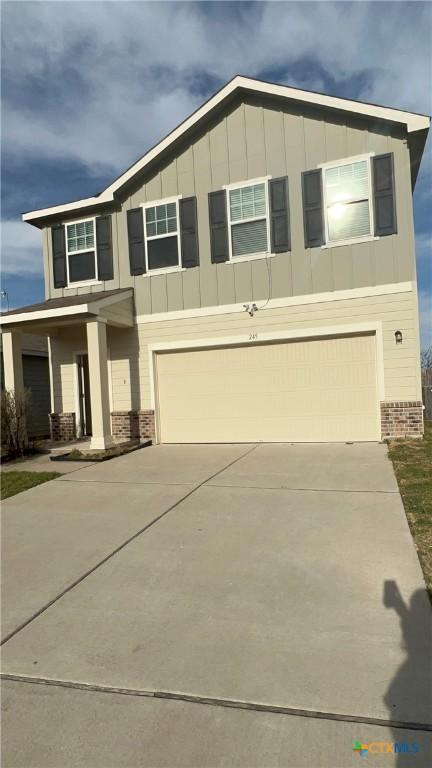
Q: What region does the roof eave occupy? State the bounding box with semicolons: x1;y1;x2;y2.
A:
22;75;431;225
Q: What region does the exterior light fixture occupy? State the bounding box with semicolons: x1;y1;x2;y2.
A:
395;330;403;344
244;303;258;317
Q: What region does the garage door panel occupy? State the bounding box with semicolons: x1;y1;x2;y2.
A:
156;334;379;443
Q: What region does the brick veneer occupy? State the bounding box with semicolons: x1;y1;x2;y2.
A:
380;401;423;439
111;410;155;442
49;412;76;441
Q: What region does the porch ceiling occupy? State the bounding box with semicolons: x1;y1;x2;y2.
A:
0;289;134;333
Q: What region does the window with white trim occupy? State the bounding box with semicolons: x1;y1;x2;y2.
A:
228;181;269;258
144;199;181;271
66;219;97;284
323;157;372;244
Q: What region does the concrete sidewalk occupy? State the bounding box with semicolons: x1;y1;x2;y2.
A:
1;443;431;767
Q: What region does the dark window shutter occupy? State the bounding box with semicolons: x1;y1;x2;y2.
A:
208;190;228;263
302;170;324;248
269;177;290;253
180;196;199;268
127;208;146;275
51;224;67;288
96;215;113;280
373;153;397;236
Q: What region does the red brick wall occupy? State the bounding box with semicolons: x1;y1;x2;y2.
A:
111;410;155;442
380;401;423;439
49;412;76;441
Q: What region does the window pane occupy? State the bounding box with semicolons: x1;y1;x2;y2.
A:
241;186;254;219
166;202;176;218
230;188;241;208
156;219;167;235
147;236;179;270
232;218;268;257
230;205;242;221
325;161;369;204
68;251;96;282
146;207;156;223
253;184;266;216
156;205;165;219
327;200;371;242
146;222;156;237
230;183;266;222
167;217;177;233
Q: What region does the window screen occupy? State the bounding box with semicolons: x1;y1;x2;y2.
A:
324;160;371;243
147;237;179;271
229;183;268;258
68;251;96;282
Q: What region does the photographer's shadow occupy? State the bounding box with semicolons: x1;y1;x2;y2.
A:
383;580;432;766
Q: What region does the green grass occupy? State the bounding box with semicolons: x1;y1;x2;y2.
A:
1;471;60;500
388;420;432;600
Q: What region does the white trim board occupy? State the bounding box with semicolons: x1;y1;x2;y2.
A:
47;336;55;413
148;321;385;415
136;281;413;326
23;76;430;224
0;290;133;327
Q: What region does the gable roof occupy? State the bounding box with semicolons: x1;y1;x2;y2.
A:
23;75;430;227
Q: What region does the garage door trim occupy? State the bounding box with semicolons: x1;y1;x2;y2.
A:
149;321;384;443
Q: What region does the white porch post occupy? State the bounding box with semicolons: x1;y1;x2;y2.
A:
86;318;114;450
2;330;24;396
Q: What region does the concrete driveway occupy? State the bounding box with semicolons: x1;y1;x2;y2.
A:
1;443;431;767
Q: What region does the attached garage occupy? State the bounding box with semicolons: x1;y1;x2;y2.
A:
155;332;380;443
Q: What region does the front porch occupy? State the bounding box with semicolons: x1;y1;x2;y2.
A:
0;289;143;451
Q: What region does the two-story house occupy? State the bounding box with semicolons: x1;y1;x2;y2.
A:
1;76;429;449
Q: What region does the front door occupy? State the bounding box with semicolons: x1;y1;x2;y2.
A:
77;354;92;436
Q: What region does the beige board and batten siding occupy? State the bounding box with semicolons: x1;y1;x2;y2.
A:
49;326;86;414
104;286;421;417
156;333;379;443
43;97;417;311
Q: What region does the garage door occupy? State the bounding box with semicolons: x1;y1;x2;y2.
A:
156;333;379;443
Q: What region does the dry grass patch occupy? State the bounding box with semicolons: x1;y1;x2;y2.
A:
388;421;432;600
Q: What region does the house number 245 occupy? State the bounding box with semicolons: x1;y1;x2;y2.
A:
249;333;258;341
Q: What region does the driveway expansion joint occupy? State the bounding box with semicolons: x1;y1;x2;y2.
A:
2;674;431;733
0;444;258;648
205;483;399;494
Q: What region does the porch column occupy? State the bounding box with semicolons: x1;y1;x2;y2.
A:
86;318;114;450
2;330;24;396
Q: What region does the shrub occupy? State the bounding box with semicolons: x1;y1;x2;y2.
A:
1;388;32;458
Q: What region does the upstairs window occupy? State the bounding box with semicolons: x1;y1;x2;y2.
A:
323;158;372;244
144;199;181;272
228;181;269;259
66;219;97;283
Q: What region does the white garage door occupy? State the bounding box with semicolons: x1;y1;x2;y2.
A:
156;333;379;443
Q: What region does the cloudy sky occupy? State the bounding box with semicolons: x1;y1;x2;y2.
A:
1;1;431;344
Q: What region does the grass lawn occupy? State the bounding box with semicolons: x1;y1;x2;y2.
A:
388;420;432;600
1;471;60;500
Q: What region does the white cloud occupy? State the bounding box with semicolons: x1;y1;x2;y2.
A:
1;221;43;276
2;2;431;175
